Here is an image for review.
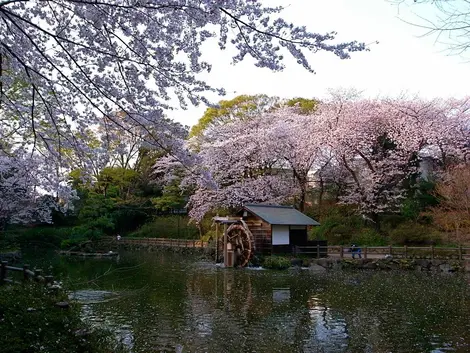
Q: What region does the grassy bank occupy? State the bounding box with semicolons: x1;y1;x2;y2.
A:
0;284;120;353
0;215;199;251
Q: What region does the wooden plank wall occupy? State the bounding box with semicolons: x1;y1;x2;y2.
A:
244;215;272;255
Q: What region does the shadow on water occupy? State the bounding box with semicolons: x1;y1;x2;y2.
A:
23;249;470;353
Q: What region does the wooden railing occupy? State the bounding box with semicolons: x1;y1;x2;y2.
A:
101;237;470;260
104;237;209;248
0;261;54;285
294;245;470;260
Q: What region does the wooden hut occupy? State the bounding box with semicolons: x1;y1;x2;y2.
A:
236;204;320;255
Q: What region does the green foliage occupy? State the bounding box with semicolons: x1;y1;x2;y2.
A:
130;216;199;239
0;284;118;353
60;236;87;249
380;214;408;229
310;206;364;245
97;167;139;198
189;94;276;138
1;226;73;249
151;182;186;211
76;192;115;236
400;180;439;220
389;222;441;245
285;97;318;114
262;256;291;270
350;229;388;246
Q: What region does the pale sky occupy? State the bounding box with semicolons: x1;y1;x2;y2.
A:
171;0;470;127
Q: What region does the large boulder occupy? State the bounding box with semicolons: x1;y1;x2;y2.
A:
309;264;327;273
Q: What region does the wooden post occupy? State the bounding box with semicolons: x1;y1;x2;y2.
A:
340;246;344;259
23;264;30;281
215;220;219;263
431;245;434;260
0;261;7;285
223;223;227;265
364;247;368;259
316;244;320;258
459;245;463;260
404;245;407;259
389;245;392;256
34;269;43;282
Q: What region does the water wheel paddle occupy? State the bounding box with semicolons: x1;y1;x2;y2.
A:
226;220;255;267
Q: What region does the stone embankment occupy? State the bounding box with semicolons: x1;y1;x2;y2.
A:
0;250;22;263
305;257;466;273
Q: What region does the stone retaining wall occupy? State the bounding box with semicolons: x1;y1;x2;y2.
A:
0;250;22;263
114;242;209;255
306;257;466;273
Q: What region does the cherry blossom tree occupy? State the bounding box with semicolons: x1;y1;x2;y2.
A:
181;114;295;221
162;105;328;220
157;95;469;223
262;106;329;211
0;149;77;228
0;0;368;223
0;0;366;155
318;96;470;224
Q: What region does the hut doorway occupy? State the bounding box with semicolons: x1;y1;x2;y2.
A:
289;226;308;246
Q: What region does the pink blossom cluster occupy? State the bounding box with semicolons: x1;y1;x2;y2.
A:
160;98;469;221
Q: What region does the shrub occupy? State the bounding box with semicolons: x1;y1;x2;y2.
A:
350;229;388;246
12;226;73;248
381;214;407;229
310;206;365;245
60;235;88;250
389;222;441;246
262;256;291;270
130;216;199;239
310;220;358;245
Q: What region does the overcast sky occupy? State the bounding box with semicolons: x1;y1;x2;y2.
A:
171;0;470;127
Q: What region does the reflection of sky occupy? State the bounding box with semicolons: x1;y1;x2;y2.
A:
272;288;291;303
187;297;213;337
80;302;135;352
304;296;349;353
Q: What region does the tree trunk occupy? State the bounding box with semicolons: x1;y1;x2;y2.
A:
371;213;381;232
318;176;324;214
299;188;305;212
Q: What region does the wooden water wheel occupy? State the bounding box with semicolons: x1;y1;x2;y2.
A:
226;220;255;267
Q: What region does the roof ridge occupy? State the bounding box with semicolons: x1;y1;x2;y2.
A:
244;203;294;209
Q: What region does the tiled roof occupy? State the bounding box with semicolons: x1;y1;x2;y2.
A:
243;204;320;226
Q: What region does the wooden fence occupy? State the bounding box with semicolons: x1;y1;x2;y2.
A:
0;261;54;285
104;237;209;248
100;237;470;260
295;245;470;260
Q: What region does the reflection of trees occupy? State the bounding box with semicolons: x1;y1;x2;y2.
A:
184;270;323;353
44;251;470;353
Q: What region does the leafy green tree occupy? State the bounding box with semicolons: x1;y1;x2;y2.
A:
74;192;116;238
189;94;279;139
152;182;187;212
97;167;139;199
285;97;318;114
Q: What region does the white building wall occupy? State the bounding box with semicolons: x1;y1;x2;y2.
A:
272;225;290;245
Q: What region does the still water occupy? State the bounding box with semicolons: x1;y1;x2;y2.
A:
25;250;470;353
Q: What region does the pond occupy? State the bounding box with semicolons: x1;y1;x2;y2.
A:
23;250;470;353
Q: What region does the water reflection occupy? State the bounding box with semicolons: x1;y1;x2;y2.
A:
304;297;349;352
42;251;470;353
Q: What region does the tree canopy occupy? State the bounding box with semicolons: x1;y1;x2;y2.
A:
0;0;366;224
